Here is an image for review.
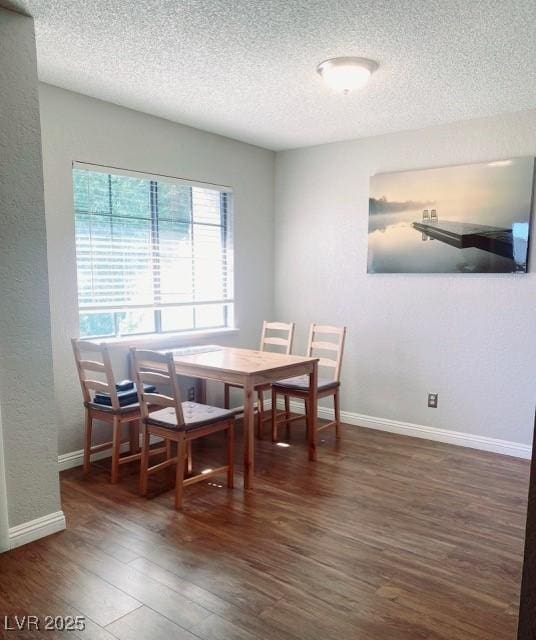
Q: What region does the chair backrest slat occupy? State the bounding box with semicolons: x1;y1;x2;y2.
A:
313;324;345;335
311;340;339;352
131;348;185;426
263;337;290;347
317;357;337;369
264;321;293;331
75;339;108;352
79;359;106;373
142;392;176;408
307;324;346;382
136;370;171;386
134;349;171;364
84;379;114;394
259;321;295;354
72;338;120;409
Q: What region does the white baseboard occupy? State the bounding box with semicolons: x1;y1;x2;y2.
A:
8;510;66;550
58;435;163;472
58;441;133;472
58;402;532;473
280;400;531;459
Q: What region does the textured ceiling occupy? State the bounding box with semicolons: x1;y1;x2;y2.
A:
7;0;536;150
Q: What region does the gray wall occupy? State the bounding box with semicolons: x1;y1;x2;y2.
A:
0;10;62;528
38;84;275;456
275;110;536;446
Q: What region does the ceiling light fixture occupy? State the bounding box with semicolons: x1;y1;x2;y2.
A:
316;57;378;94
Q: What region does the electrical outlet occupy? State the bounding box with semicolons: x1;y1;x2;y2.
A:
187;385;196;402
428;393;438;408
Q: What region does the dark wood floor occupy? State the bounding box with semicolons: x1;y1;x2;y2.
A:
0;418;530;639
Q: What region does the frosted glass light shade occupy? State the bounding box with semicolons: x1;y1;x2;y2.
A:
317;57;378;94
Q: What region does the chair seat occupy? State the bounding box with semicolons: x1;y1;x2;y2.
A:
85;400;141;414
272;375;339;392
147;402;234;431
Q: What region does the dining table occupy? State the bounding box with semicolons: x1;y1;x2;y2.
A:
150;345;319;489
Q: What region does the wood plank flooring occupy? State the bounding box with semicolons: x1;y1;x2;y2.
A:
0;418;529;639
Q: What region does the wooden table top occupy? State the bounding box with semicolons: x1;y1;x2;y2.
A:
167;345;317;377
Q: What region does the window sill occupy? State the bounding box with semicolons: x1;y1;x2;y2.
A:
100;327;239;350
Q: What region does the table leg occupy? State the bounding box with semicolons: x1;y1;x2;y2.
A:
196;377;207;404
243;379;255;489
308;361;318;461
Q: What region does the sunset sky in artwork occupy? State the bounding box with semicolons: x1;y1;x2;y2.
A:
370;158;533;227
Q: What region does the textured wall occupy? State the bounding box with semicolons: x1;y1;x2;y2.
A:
275;110;536;446
0;10;61;527
38;84;275;455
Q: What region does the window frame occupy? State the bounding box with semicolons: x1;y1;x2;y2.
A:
72;162;235;340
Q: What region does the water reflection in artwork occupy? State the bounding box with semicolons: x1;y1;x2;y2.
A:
367;158;534;273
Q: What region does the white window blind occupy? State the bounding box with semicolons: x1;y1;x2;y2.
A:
73;164;234;338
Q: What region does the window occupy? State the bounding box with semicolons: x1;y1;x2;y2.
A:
73;164;233;338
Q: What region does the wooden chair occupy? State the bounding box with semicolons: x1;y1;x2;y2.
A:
223;321;295;438
131;348;234;510
71;338;166;483
271;324;346;448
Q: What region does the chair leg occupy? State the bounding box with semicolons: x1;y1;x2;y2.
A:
111;417;121;484
284;395;291;440
175;435;186;510
257;389;264;439
226;422;234;489
129;420;140;454
187;441;193;476
83;410;93;474
224;383;230;409
166;438;174;483
308;395;317;462
271;388;278;442
304;399;309;440
334;389;341;440
140;427;151;496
